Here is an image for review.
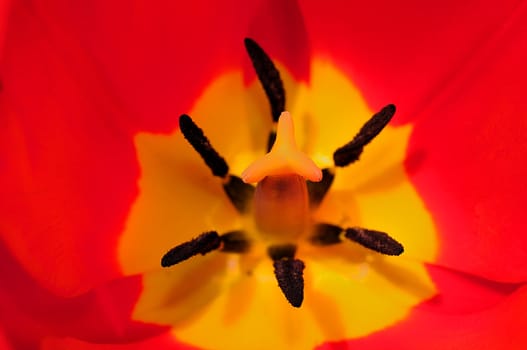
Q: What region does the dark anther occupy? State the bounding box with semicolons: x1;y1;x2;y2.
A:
273;258;305;307
267;244;297;261
267;244;304;307
333;104;396;167
179;114;229;177
310;223;343;245
244;38;285;123
223;175;255;213
179;115;255;213
307;168;335;208
161;231;221;267
344;227;404;256
220;230;251;253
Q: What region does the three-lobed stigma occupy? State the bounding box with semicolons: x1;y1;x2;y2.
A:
241;111;322;183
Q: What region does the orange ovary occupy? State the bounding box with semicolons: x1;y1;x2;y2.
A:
253;174;310;242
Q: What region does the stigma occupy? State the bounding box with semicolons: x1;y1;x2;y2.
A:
241;112;322;183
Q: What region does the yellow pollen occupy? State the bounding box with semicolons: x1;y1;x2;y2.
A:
241;112;323;183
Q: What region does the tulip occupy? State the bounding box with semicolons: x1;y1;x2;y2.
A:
1;0;526;349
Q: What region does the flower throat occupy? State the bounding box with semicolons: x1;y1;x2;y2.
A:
160;38;403;308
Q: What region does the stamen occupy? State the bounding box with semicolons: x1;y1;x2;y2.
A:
333;104;396;167
267;244;304;307
179;114;228;177
309;223;343;245
306;168;335;208
220;230;251;253
161;231;252;268
273;258;305;308
180;114;255;213
309;223;404;255
161;231;221;267
344;227;404;256
244;38;285;123
241;112;322;183
223;175;255;213
267;244;297;260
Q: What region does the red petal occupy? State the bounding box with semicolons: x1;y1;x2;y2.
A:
421;264;520;314
0;0;307;295
0;242;167;349
0;329;15;350
406;3;527;282
318;263;524;349
245;0;310;82
319;283;527;350
0;0;11;57
299;0;523;124
40;333;197;350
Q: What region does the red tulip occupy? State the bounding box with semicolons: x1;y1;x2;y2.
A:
1;0;526;349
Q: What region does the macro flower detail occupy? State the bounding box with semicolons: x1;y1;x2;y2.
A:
160;39;406;309
121;37;438;349
2;1;527;349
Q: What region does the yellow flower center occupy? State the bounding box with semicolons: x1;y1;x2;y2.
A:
118;59;438;349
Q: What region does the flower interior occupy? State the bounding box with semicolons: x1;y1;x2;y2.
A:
162;38;408;308
119;38;438;349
